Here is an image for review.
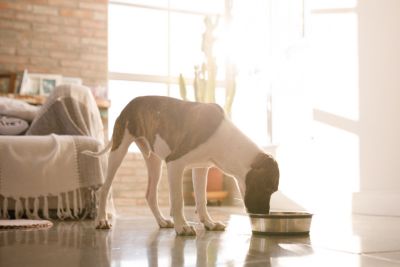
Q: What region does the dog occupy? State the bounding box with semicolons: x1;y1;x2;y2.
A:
86;95;279;236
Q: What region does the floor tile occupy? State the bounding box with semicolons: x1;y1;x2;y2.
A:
309;213;400;254
1;206;400;267
363;251;400;264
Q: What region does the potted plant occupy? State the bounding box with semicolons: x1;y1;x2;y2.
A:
179;14;236;205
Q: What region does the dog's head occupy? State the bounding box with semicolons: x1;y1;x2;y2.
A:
244;153;279;214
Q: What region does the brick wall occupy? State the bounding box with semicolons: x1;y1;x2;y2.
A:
113;153;196;208
113;152;242;208
113;153;172;207
0;0;107;88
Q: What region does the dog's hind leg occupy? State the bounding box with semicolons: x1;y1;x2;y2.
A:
143;152;174;228
96;132;131;229
192;168;226;231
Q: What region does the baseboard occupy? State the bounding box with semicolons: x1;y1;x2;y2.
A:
352;191;400;216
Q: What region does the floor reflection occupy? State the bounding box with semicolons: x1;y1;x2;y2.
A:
134;213;313;266
3;207;398;267
0;221;112;267
245;235;312;266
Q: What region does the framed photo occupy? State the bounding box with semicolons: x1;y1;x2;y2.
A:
27;74;62;96
0;73;17;94
42;78;57;95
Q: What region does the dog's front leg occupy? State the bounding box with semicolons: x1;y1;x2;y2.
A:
192;168;226;231
167;162;196;236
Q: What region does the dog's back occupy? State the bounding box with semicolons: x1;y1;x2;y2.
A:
112;96;225;161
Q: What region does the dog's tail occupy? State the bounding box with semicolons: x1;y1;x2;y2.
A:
82;140;113;157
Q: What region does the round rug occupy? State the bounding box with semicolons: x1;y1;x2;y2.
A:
0;219;53;230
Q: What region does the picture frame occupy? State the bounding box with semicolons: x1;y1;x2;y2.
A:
0;73;17;94
27;73;62;96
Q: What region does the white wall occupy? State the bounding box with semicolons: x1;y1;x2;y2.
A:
353;0;400;215
271;0;400;216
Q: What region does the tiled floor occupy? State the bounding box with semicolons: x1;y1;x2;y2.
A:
1;206;400;266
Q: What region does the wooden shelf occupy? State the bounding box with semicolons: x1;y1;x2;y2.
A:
0;93;110;109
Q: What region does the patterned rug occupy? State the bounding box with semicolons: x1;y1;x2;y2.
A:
0;219;53;230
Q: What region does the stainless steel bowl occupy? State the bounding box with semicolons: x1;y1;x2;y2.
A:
250;212;313;236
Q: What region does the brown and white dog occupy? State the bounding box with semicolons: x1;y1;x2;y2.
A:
86;96;279;236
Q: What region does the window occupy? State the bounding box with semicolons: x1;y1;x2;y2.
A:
108;0;297;148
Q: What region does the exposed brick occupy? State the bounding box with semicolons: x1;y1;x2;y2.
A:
81;37;107;47
17;47;48;57
32;5;58;16
48;16;79;27
83;77;107;87
0;27;18;36
82;30;107;40
16;12;47;23
81;0;108;3
81;69;106;79
30;56;59;67
79;2;106;12
47;0;78;8
26;65;56;73
31;40;59;50
59;67;81;77
0;18;30;31
0;55;29;64
112;152;172;207
49;50;79;60
80;19;106;29
28;31;53;41
51;34;80;45
0;0;107;90
0;47;16;55
61;26;80;36
81;53;107;63
14;37;30;48
33;23;59;33
59;8;93;19
30;0;49;4
0;2;32;12
93;11;107;21
80;45;107;55
60;59;88;69
0;9;16;20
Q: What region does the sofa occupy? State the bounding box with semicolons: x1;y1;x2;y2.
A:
0;84;107;220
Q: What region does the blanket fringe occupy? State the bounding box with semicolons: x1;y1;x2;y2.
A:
72;190;78;218
78;188;83;214
43;196;50;219
1;197;9;219
0;188;97;220
15;198;23;219
64;192;73;219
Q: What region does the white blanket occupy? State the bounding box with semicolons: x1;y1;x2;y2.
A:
0;84;107;220
0;134;106;219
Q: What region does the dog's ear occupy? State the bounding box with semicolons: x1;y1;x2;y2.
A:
249;153;279;191
245;168;271;214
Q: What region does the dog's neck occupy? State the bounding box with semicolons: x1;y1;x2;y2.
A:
209;119;262;194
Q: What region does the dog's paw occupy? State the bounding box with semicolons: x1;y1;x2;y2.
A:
158;219;174;228
175;224;196;236
95;219;112;230
204;221;226;231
